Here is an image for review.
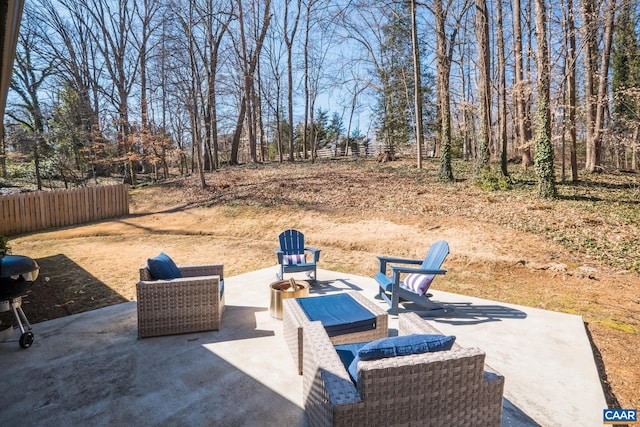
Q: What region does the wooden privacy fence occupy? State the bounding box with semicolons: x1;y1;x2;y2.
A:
0;184;129;236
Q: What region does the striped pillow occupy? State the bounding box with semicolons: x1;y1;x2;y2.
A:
283;254;306;265
402;273;434;295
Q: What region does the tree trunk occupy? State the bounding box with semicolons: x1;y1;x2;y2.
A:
581;0;598;172
138;0;156;174
410;0;424;169
34;136;43;190
203;1;231;170
247;78;258;163
256;62;266;162
590;0;616;172
231;96;246;165
435;0;453;181
632;126;638;170
187;2;206;188
475;0;492;171
533;0;556;198
566;0;578;181
303;0;311;162
284;0;301;162
496;0;508;176
1;133;6;178
513;0;533;167
309;95;316;160
435;0;471;177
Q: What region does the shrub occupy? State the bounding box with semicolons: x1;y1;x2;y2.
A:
0;235;10;254
477;168;512;191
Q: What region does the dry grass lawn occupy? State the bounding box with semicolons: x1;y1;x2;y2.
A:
5;158;639;410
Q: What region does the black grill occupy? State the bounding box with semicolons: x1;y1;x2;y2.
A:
0;251;40;349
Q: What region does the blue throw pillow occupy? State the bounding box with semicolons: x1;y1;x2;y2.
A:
335;342;368;383
347;355;360;383
147;252;182;280
357;334;456;361
402;273;435;295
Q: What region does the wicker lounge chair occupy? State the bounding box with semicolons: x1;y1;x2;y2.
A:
302;312;504;427
137;263;224;338
283;291;388;375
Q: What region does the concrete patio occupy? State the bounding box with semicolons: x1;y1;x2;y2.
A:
0;267;607;426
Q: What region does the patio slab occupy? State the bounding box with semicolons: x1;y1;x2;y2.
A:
0;267;607;426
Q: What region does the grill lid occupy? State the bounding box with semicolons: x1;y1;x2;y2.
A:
0;254;39;280
0;253;40;295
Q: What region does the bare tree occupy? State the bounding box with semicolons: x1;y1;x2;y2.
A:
34;0;104;179
263;17;287;162
8;23;55;190
132;0;162;176
230;0;272;165
338;3;388;153
432;0;471;180
172;0;209;188
283;0;302;161
454;10;475;162
193;0;233;170
302;0;334;163
75;0;141;184
135;0;160;133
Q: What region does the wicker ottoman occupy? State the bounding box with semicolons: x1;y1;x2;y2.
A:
283;291;388;375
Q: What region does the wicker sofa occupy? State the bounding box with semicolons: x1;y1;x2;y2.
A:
136;263;224;338
302;312;504;427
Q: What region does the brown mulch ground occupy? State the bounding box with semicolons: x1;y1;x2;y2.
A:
5;158;639;409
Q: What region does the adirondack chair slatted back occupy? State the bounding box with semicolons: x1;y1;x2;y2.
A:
420;240;450;269
279;229;305;255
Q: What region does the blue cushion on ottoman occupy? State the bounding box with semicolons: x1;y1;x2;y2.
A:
358;334;456;361
147;252;182;280
297;293;377;337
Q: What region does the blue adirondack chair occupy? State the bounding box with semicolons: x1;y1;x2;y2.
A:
374;240;450;314
275;229;321;280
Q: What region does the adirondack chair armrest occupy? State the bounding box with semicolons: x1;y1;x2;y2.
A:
376;256;422;275
390;266;447;281
275;249;285;263
304;246;321;262
376;256;423;265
